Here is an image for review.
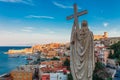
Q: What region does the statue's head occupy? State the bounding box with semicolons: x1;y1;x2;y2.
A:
81;20;88;28
80;20;89;34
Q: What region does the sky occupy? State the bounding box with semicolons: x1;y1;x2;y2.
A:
0;0;120;46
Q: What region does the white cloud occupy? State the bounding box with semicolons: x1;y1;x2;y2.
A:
49;31;55;34
0;0;34;5
103;22;109;27
44;29;56;34
53;2;81;9
0;30;13;34
24;27;34;29
21;27;34;32
26;15;54;19
21;29;32;32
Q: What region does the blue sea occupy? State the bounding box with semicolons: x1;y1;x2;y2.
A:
0;46;31;75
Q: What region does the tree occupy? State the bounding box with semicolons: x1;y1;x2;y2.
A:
108;50;115;59
63;58;70;66
67;73;73;80
108;41;120;60
51;57;60;60
93;62;111;80
63;58;70;70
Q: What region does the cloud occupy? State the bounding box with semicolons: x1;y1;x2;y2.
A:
21;29;32;32
103;22;109;27
53;2;81;9
0;30;13;34
21;27;34;32
49;31;55;34
26;15;54;19
24;27;34;29
0;0;34;5
44;29;55;34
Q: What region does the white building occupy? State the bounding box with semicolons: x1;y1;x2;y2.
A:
94;41;109;65
50;73;67;80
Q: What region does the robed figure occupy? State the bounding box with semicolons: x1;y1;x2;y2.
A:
67;4;95;80
70;20;95;80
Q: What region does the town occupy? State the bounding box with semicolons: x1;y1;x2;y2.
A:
0;32;120;80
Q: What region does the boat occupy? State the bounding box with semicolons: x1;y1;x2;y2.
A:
26;55;33;60
27;57;33;60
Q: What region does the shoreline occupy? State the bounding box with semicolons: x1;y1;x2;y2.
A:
0;73;10;77
0;46;31;77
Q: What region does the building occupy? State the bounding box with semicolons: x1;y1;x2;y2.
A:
41;73;50;80
50;73;67;80
41;61;63;68
102;37;120;46
94;32;108;40
60;57;70;62
11;71;33;80
10;65;40;80
46;51;58;58
107;37;120;45
94;41;110;65
41;73;67;80
94;32;120;46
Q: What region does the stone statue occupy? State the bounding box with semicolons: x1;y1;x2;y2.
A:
70;20;95;80
66;4;95;80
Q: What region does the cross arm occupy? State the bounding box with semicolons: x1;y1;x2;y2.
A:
66;10;88;20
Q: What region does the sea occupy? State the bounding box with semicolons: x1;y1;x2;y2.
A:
0;46;31;75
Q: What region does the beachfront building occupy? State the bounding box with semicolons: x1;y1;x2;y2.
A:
10;65;40;80
11;71;33;80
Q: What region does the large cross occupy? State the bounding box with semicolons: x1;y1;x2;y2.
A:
66;4;88;28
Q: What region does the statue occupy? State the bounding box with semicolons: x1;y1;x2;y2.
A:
66;4;95;80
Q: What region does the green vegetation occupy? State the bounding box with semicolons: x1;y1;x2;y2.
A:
63;58;70;70
108;41;120;64
93;62;104;80
94;62;104;72
67;73;73;80
107;78;112;80
63;58;70;66
63;58;73;80
93;62;111;80
109;41;120;58
51;57;60;60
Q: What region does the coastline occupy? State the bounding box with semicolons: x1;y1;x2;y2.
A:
0;46;29;75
